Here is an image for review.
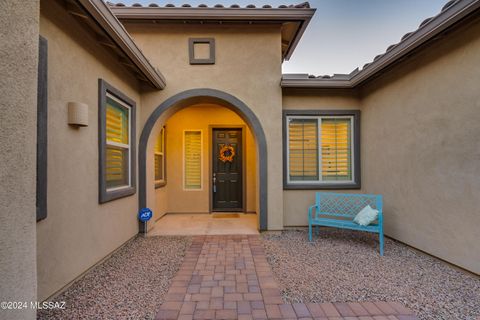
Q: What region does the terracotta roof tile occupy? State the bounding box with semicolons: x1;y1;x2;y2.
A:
357;0;463;74
108;1;311;9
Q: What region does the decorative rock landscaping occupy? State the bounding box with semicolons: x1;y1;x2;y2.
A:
262;229;480;320
37;236;191;320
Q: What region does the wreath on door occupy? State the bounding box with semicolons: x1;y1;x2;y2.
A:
219;144;235;163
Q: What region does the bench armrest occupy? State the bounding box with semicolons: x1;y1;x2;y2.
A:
308;204;318;222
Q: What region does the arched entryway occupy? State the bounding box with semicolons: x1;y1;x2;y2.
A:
138;88;268;233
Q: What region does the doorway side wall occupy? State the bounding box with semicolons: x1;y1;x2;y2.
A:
0;1;39;319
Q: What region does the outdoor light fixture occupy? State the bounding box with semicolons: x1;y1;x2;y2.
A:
68;102;88;127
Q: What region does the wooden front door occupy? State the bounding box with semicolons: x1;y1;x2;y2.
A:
212;128;243;211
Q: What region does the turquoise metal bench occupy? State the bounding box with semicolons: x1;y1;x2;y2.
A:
308;192;384;255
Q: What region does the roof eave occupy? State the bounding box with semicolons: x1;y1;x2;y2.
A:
110;6;316;60
110;7;315;21
283;8;315;60
76;0;166;89
280;79;353;88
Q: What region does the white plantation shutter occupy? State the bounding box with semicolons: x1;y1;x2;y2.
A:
287;115;354;184
106;103;128;144
105;96;130;189
288;118;319;181
106;146;128;187
321;118;352;181
155;128;165;182
184;131;202;189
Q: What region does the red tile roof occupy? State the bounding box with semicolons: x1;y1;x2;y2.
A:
107;1;311;9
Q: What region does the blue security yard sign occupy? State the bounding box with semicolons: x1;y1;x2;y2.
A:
138;208;153;222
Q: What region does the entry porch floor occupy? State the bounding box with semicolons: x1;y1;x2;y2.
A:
148;213;259;236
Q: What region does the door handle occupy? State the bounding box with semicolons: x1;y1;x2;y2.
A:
213;173;217;193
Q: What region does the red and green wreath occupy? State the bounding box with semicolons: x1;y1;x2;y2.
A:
219;144;235;163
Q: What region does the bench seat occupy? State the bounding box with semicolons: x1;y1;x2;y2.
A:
312;217;380;233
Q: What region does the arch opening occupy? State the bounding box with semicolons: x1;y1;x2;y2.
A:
138;88;268;233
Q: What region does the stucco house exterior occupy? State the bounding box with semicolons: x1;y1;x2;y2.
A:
1;0;479;318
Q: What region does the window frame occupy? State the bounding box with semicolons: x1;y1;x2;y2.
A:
183;129;203;191
283;109;361;190
155;126;166;189
98;79;136;203
188;38;215;65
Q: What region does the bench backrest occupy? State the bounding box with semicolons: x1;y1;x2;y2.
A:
316;192;383;218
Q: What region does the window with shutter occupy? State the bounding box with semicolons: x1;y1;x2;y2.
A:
321;118;352;181
284;111;359;189
184;130;202;190
105;95;130;189
288;118;319;181
99;79;136;203
155;127;166;187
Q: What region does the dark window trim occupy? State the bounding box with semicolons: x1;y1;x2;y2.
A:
282;109;361;190
98;79;136;203
189;38;215;65
155;125;167;189
37;36;48;222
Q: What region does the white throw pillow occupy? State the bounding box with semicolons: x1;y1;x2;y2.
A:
353;205;379;226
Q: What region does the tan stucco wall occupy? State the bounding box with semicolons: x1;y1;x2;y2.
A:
281;90;362;226
36;1;142;300
0;1;39;319
280;22;480;274
282;89;360;110
360;21;480;274
151;104;256;217
127;23;284;229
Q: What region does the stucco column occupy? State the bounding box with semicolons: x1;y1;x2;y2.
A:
0;1;39;319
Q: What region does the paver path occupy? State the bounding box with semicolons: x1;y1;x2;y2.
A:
155;235;417;320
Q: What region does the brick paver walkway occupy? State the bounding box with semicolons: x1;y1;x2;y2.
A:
155;235;417;320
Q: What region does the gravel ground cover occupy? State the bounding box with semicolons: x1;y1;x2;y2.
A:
262;229;480;320
38;235;191;320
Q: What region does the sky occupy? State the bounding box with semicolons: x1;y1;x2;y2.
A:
119;0;448;75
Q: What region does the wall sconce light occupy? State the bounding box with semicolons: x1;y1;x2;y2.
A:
68;102;88;127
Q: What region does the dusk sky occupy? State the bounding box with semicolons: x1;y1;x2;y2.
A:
119;0;448;75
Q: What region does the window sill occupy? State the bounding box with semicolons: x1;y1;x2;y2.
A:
283;182;361;190
100;186;136;203
155;181;166;189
